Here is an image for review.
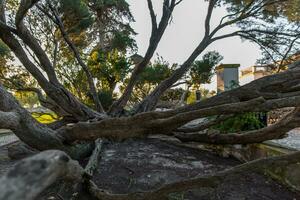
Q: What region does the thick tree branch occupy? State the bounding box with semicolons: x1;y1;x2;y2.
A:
133;0;221;113
0;150;84;200
109;0;178;115
0;111;20;129
15;0;40;26
15;0;59;84
147;0;157;32
176;107;300;144
59;95;300;143
177;115;234;133
58;63;300;143
205;0;217;36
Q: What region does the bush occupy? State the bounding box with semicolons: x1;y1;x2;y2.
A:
213;112;266;133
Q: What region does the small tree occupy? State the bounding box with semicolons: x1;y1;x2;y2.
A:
190;51;223;90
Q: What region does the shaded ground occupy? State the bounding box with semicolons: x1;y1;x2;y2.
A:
92;139;300;200
0;143;17;175
0;138;300;200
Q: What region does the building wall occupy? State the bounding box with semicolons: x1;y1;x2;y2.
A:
217;67;239;93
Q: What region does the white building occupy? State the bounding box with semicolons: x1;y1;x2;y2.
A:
216;64;240;93
239;66;272;85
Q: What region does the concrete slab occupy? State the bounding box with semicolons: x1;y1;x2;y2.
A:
271;128;300;150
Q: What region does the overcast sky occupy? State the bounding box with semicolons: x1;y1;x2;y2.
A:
126;1;262;90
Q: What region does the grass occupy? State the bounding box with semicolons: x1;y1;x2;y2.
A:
31;112;58;124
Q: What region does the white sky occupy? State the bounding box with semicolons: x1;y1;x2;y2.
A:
126;0;262;90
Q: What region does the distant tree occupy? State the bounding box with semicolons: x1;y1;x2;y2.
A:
189;51;223;90
123;56;176;105
225;0;300;72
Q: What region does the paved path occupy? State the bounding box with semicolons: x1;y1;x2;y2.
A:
271;129;300;150
0;130;18;147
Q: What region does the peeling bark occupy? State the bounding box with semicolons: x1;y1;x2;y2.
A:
85;139;106;176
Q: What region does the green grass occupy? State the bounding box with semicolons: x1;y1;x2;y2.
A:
31;113;58;124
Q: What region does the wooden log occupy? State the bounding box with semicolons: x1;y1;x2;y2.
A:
0;150;84;200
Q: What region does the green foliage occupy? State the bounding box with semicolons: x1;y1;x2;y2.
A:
186;88;215;104
89;49;132;91
14;91;39;109
87;0;136;52
111;30;137;52
160;88;187;102
32;113;57;124
126;56;177;103
137;59;173;86
0;40;10;56
60;0;94;33
214;112;266;133
97;90;116;110
223;0;300;23
189;51;223;89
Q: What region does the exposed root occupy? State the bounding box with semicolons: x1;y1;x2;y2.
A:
85;139;106;176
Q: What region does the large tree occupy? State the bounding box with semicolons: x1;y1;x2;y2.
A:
0;0;300;199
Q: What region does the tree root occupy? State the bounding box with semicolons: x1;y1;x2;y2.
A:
85;139;106;176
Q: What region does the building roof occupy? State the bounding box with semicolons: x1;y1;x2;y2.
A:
215;64;240;71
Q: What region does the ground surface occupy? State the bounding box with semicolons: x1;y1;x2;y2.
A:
0;137;300;200
91;139;300;200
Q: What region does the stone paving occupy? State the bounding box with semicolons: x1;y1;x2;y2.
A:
0;130;18;147
271;128;300;150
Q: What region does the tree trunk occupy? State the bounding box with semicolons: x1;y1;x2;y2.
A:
0;150;84;200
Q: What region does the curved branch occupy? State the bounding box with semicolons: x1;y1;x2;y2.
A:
47;2;104;113
176;107;300;144
60;95;300;143
109;0;177;115
205;0;217;36
15;0;59;84
17;87;70;117
15;0;40;26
